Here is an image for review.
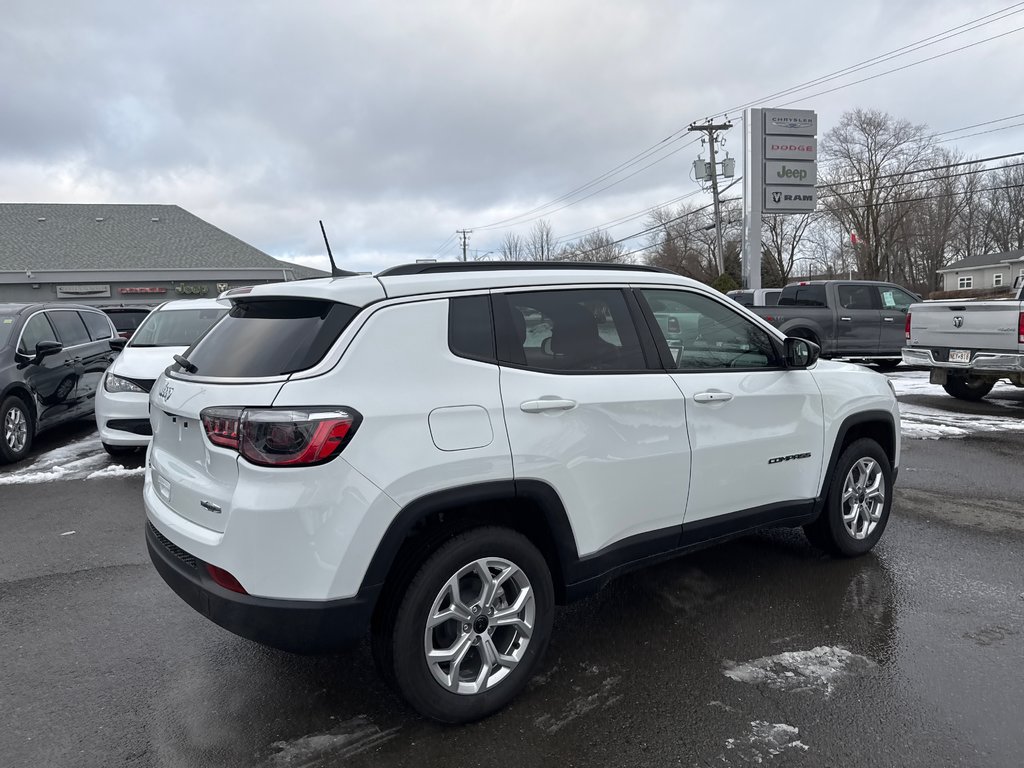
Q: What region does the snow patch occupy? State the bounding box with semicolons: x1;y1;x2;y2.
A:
899;402;1024;440
716;721;809;765
723;646;874;694
86;464;146;480
264;717;400;767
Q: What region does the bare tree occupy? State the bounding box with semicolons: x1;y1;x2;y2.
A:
987;161;1024;253
819;108;939;280
498;231;526;261
761;213;811;287
559;229;632;263
525;220;558;261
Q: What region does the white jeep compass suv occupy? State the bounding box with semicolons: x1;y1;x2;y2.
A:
144;262;900;723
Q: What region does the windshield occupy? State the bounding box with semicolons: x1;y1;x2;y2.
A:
129;307;227;348
0;315;15;348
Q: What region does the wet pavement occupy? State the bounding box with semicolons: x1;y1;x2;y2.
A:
2;377;1023;767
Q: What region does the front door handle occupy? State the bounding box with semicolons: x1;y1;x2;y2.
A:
839;316;853;322
883;317;895;322
520;398;577;413
693;391;734;404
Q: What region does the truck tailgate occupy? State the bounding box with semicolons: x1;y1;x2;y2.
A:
909;301;1022;352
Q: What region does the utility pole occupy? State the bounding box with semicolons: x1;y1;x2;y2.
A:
457;229;472;262
688;120;732;276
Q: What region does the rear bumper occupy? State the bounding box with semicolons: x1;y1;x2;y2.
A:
146;522;377;653
902;347;1024;373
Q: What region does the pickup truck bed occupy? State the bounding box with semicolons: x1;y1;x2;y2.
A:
902;284;1024;400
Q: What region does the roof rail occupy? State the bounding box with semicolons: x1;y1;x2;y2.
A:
378;260;673;277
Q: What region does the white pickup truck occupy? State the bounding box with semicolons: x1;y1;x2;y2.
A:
902;278;1024;400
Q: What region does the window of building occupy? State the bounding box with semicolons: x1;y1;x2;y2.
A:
957;276;973;290
993;273;1004;288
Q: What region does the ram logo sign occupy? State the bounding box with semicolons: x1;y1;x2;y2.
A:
763;185;817;213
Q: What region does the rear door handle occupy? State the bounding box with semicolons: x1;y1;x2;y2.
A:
520;398;577;413
883;317;895;322
839;316;853;322
693;391;734;403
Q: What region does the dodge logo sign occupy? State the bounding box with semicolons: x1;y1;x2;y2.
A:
952;316;964;328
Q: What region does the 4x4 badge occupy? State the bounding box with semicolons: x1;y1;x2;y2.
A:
158;383;174;400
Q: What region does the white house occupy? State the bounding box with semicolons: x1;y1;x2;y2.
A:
937;249;1024;292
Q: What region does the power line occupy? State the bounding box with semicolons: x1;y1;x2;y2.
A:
773;24;1024;109
469;5;1024;233
718;3;1024;116
936;120;1024;143
929;111;1024;137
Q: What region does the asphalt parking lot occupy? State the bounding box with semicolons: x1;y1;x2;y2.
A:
2;371;1023;768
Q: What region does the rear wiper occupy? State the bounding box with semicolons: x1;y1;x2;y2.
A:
173;354;198;374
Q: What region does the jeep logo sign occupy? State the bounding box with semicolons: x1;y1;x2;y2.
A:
764;137;818;160
765;160;816;186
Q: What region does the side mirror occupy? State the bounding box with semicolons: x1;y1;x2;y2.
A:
784;337;819;369
109;337;127;352
540;337;554;356
33;340;64;364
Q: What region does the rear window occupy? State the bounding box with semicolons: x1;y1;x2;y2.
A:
764;291;781;306
729;291;754;306
178;299;358;377
778;284;827;307
130;307;227;348
106;309;150;332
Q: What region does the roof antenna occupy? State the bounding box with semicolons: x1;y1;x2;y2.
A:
319;219;357;277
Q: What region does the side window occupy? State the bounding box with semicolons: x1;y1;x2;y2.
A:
877;287;916;312
81;310;114;341
18;313;58;355
47;311;91;347
641;289;781;371
779;284;826;307
838;284;876;310
496;289;646;372
765;291;781;306
448;295;495;362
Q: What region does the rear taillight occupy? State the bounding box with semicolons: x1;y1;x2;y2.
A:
1018;311;1024;344
667;317;680;333
905;312;912;341
201;408;242;449
200;407;360;467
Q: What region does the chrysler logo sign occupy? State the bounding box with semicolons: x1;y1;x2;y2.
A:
952;316;964;328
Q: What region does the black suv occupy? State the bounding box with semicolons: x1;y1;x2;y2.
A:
0;303;120;463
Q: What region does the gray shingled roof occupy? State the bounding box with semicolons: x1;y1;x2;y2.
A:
939;249;1024;272
0;203;286;271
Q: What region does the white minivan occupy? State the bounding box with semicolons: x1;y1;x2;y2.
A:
95;298;227;455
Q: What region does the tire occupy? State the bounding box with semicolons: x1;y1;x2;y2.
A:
874;359;901;371
1;395;34;464
102;442;137;457
942;375;995;401
377;526;554;724
803;438;893;557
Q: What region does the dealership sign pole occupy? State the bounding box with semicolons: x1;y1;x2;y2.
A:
742;108;817;290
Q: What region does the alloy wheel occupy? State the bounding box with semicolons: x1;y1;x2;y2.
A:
4;405;28;453
423;557;535;695
841;457;885;540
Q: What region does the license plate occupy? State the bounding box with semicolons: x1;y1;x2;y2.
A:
949;349;971;363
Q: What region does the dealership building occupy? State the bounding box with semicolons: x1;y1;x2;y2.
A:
0;203;326;305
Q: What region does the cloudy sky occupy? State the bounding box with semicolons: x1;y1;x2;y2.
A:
2;0;1023;273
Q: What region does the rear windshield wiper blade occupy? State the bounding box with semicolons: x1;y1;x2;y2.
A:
173;354;198;374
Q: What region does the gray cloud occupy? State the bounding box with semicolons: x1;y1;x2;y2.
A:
1;0;1021;272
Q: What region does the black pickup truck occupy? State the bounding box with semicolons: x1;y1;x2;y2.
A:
749;280;921;368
